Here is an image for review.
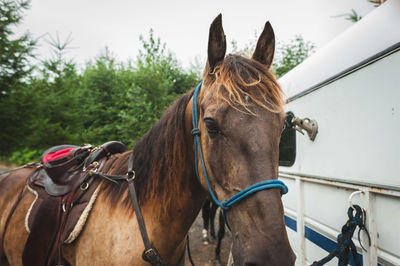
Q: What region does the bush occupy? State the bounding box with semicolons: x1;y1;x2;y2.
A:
1;29;199;164
6;148;42;165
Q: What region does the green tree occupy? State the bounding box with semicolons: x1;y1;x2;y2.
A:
1;28;201;164
136;30;198;102
78;48;133;145
118;30;198;146
0;0;36;156
0;0;35;97
272;36;315;78
76;31;198;148
229;34;314;78
25;34;82;149
5;33;82;164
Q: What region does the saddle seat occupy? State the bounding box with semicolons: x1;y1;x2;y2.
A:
31;141;126;196
23;141;127;266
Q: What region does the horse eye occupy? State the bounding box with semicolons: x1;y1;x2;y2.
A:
204;118;221;136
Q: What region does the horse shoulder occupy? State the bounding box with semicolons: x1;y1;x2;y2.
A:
63;188;145;265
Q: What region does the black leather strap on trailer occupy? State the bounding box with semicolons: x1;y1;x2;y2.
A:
311;205;370;266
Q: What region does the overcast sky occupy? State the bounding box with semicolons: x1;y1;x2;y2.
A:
15;0;376;68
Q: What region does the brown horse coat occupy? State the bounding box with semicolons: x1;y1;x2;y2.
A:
1;14;295;266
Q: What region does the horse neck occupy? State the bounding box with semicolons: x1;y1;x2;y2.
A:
128;93;207;254
98;93;206;264
139;139;206;226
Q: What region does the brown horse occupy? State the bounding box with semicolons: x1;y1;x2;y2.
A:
0;14;295;265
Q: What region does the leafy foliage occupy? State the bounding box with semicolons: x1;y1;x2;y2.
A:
0;0;35;97
1;1;311;165
1;26;199;164
333;0;383;24
272;36;315;78
333;9;362;23
230;35;315;78
0;0;35;156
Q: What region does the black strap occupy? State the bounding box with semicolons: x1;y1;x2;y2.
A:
99;152;164;265
92;172;128;183
311;205;368;266
186;234;195;266
128;179;162;265
127;152;163;265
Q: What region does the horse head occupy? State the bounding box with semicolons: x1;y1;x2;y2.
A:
190;14;296;266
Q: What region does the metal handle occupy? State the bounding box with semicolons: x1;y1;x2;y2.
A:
291;117;318;141
349;190;364;211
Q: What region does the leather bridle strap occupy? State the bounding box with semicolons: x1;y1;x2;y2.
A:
127;154;163;265
126;153;164;266
97;153;164;266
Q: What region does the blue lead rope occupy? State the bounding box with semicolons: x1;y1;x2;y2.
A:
191;81;288;227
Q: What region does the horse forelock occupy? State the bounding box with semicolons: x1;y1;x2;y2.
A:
202;54;284;114
101;92;195;218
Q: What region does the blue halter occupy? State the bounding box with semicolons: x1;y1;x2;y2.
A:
191;81;288;226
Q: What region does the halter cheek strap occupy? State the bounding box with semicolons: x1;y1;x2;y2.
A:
191;81;288;227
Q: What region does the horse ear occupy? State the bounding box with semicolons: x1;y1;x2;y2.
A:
252;21;275;68
207;14;226;74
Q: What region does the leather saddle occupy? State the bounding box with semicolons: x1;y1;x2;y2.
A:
23;141;127;266
33;141;126;196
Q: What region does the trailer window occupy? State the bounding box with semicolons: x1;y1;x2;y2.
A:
279;113;296;167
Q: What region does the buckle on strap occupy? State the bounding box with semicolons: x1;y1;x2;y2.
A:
126;170;136;182
142;247;161;263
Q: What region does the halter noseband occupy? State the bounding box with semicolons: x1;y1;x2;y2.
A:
191;81;288;225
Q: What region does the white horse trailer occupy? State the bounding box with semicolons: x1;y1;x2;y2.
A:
278;1;400;265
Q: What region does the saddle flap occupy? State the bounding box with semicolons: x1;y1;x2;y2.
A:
25;174;102;265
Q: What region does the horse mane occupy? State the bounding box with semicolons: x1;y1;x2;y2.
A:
204;54;284;113
102;91;195;217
